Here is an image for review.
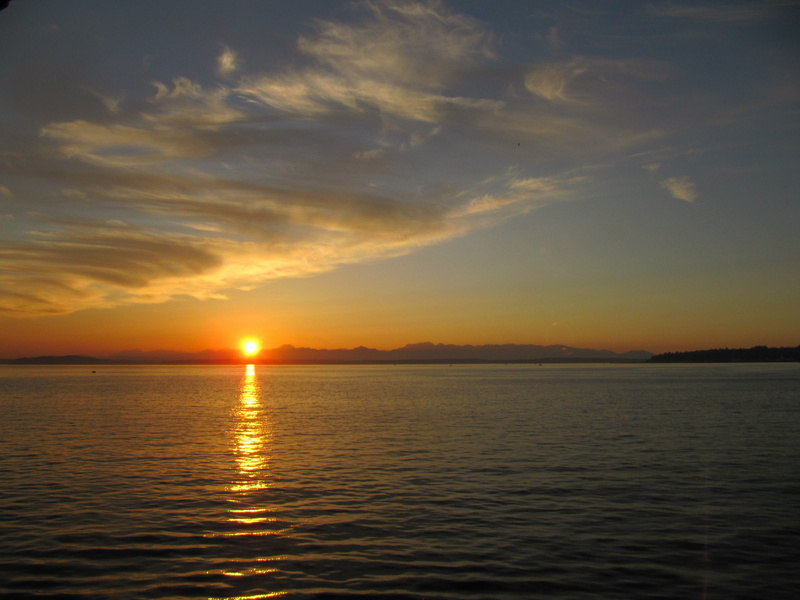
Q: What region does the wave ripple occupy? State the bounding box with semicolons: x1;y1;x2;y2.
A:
1;364;799;599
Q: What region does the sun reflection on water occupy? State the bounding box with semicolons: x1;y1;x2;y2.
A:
207;365;291;598
231;364;271;493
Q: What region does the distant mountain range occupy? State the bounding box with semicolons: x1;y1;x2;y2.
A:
1;343;653;364
6;344;798;365
102;342;653;363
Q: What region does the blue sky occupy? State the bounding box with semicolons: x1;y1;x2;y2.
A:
0;0;798;356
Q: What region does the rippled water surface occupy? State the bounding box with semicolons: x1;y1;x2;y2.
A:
1;363;799;599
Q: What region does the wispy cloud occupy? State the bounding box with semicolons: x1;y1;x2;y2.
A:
299;0;495;87
457;174;586;218
0;222;222;315
661;176;697;202
41;119;213;166
86;89;122;114
0;142;581;315
524;57;676;106
216;46;240;78
236;0;499;127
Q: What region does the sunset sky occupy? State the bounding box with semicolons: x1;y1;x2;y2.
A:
1;0;798;358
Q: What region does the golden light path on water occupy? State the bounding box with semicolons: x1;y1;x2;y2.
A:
212;364;289;598
232;365;269;494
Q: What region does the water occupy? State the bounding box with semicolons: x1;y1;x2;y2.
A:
1;363;799;599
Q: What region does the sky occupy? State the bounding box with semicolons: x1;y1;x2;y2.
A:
0;0;798;358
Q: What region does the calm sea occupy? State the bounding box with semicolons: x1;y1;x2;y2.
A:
1;363;799;599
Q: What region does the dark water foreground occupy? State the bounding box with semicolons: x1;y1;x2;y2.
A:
1;364;799;599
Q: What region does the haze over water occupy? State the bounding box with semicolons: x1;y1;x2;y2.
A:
1;363;798;599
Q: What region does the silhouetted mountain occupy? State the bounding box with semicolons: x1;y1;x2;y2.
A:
5;355;115;365
241;343;649;363
384;342;651;361
108;348;239;362
3;343;654;365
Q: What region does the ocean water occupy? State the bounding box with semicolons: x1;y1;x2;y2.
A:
1;363;799;599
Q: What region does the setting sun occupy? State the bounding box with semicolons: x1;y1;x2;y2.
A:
242;340;260;357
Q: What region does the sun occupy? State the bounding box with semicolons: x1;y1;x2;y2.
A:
242;340;260;357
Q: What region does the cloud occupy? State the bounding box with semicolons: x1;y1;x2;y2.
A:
354;148;385;161
86;89;122;114
0;223;223;315
524;57;676;106
238;71;503;125
235;0;500;126
524;60;589;104
661;176;697;202
148;77;244;128
0;145;582;316
216;46;240;78
298;0;495;88
455;174;587;218
41;119;213;166
38;78;246;167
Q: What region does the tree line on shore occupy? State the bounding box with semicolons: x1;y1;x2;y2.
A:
649;346;800;362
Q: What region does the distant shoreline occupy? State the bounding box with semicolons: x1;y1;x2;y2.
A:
648;346;800;363
3;345;797;365
0;356;648;366
0;342;652;365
